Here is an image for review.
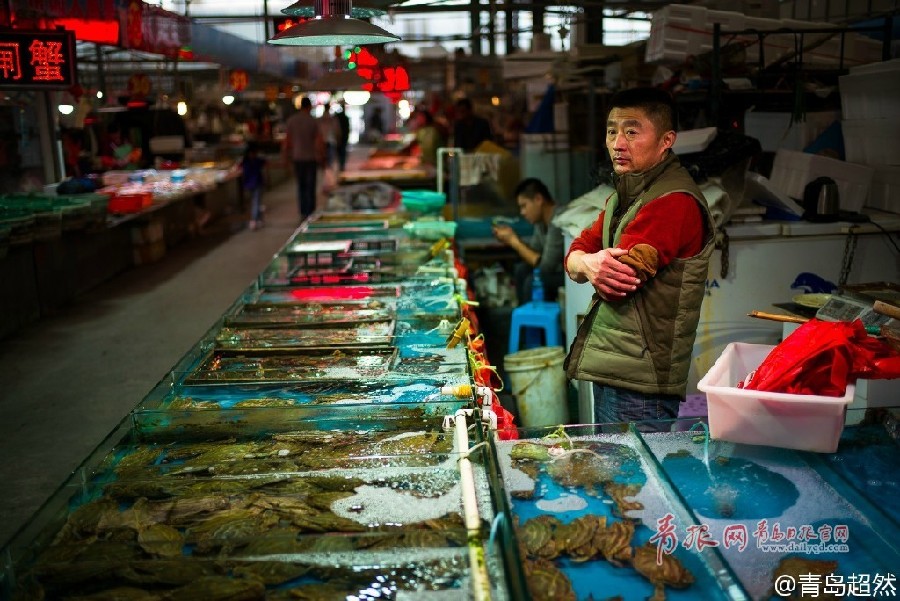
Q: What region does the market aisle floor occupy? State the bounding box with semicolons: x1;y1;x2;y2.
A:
0;174;311;548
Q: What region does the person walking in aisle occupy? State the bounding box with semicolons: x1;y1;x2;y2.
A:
564;87;716;430
241;142;266;231
283;97;323;222
334;100;351;172
319;104;338;171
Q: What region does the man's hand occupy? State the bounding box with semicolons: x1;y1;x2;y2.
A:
492;224;518;246
567;248;640;300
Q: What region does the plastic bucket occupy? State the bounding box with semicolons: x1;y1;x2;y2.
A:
504;346;569;428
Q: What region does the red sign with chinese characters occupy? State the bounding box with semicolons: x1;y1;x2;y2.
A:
0;29;76;89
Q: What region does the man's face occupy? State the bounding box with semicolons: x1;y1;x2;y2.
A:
606;106;674;175
517;194;542;224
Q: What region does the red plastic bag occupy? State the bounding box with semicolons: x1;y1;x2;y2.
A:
489;389;519;440
742;319;900;396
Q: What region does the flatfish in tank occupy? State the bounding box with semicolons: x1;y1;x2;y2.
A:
660;453;799;520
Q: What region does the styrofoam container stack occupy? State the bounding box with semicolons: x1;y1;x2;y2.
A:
866;166;900;213
839;59;900;189
696;10;747;57
697;343;855;453
839;58;900;120
740;16;781;64
842;119;900;166
645;4;708;63
761;18;826;64
769;149;875;213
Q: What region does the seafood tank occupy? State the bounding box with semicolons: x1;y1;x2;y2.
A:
1;414;509;600
492;418;900;601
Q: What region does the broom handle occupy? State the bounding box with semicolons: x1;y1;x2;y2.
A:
747;311;809;324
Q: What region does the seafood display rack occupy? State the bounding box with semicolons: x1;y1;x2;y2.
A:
0;206;520;601
3;201;898;601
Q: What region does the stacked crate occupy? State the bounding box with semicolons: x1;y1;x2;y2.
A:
839;59;900;212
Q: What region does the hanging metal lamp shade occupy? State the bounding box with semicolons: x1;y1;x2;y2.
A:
269;0;400;46
281;0;387;19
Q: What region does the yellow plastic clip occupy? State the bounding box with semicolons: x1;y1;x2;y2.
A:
445;317;471;349
453;293;480;308
430;238;450;257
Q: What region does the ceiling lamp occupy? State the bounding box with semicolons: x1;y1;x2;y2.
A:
312;69;370;91
269;0;400;47
281;0;387;19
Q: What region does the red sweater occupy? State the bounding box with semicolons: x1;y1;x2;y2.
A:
567;192;706;272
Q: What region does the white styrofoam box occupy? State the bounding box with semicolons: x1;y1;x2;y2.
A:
645;4;708;63
743;110;839;152
762;18;837;65
839;58;900;120
707;9;746;32
739;16;781;63
846;35;886;66
696;10;746;53
769;149;875;212
697;342;854;453
842;118;900;166
866;165;900;213
804;36;844;66
673;127;718;154
853;378;900;409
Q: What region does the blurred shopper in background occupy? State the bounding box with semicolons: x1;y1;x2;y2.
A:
242;142;267;231
283;97;323;222
452;97;492;152
334;100;351;172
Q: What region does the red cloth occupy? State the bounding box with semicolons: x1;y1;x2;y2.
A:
742;319;900;395
566;192;705;269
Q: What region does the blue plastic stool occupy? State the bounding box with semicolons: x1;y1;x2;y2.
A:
508;301;562;354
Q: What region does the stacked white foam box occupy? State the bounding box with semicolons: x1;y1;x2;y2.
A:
645;4;708;64
769;149;875;213
839;59;900;212
647;4;885;68
741;16;781;64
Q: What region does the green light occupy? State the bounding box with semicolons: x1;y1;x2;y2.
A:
354;46;361;53
348;62;357;69
343;49;351;59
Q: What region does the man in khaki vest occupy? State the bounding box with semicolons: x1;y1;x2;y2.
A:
564;87;716;429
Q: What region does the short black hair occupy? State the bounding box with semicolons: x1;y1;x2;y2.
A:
300;97;312;110
514;177;554;204
455;97;473;110
608;87;678;133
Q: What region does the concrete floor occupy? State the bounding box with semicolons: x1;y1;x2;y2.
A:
0;177;304;548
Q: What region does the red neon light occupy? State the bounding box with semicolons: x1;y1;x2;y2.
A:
51;18;120;45
287;286;377;301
